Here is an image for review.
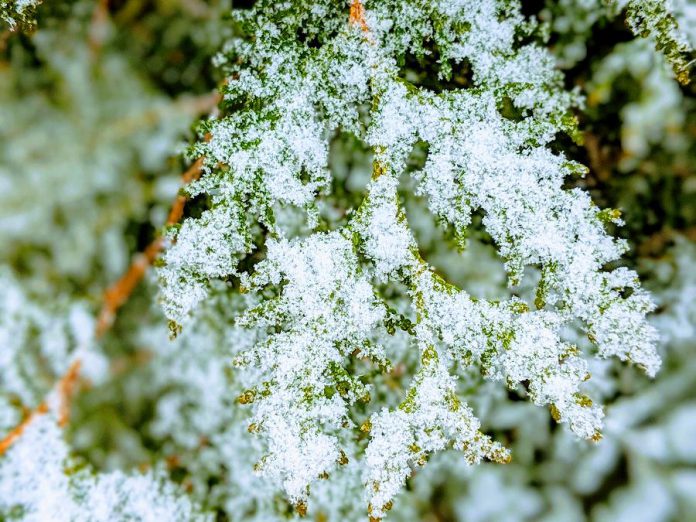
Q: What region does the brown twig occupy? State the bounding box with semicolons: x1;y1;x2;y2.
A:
94;241;162;338
106;92;221;140
583;131;613;183
0;30;11;55
88;0;110;58
58;361;82;427
177;0;213;18
637;226;696;258
0;403;48;455
95;156;204;336
349;0;369;32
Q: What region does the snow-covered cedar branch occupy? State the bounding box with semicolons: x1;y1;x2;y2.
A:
154;0;668;518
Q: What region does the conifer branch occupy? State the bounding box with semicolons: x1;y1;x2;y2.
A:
3;1;693;519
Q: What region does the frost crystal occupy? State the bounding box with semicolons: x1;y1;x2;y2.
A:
157;0;662;516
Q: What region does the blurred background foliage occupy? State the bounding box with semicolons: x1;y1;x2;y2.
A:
0;1;694;521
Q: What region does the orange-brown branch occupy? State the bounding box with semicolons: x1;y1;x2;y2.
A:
88;0;110;58
58;360;83;427
95;156;204;337
349;0;369;32
166;156;205;225
0;403;48;455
